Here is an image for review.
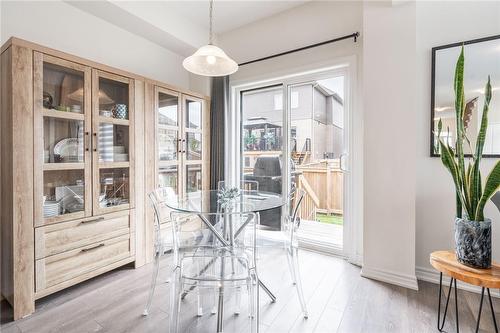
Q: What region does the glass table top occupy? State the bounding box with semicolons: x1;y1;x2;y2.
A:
158;189;285;214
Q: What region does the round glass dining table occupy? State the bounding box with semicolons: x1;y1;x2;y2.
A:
161;189;286;214
159;189;284;304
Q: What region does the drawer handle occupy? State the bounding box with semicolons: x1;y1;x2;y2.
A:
80;217;105;225
81;243;105;253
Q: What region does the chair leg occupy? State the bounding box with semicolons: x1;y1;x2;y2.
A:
211;288;218;315
143;246;162;316
286;246;297;285
196;283;204;317
248;278;255;319
234;285;242;315
170;268;182;333
249;270;259;333
290;246;308;319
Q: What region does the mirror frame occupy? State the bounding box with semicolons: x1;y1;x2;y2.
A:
430;34;500;158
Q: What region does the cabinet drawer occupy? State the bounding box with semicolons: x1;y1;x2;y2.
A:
35;211;132;259
36;234;134;292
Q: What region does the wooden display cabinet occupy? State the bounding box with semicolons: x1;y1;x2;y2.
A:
1;39;140;320
144;84;210;263
0;37;209;320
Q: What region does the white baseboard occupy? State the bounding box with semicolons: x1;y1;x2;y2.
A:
361;266;419;290
347;253;363;267
416;266;500;297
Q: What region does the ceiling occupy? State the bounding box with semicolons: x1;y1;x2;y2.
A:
68;0;309;56
165;1;310;34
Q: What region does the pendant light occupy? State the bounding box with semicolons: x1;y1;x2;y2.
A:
183;0;238;77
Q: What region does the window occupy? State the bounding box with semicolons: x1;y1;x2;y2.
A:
274;94;282;110
274;92;298;110
291;91;299;108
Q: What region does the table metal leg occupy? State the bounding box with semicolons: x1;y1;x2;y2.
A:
487;288;499;333
454;278;459;333
437;272;499;333
476;287;485;333
259;280;276;303
437;272;457;332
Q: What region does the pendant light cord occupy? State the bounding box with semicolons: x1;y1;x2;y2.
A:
209;0;214;44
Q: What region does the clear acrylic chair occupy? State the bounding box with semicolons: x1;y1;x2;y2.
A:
144;187;220;317
170;211;259;333
143;188;173;316
256;188;309;318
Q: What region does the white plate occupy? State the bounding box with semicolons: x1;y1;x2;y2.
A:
53;138;81;161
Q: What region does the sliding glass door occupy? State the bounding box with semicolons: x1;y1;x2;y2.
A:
240;85;285;229
238;71;349;254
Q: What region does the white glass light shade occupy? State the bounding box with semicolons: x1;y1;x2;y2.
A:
183;44;238;77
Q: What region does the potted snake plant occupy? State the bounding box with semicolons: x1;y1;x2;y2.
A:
438;46;498;269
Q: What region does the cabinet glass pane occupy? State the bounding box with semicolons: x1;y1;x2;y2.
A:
186;132;202;161
186;100;202;129
98;168;130;208
186;164;202;193
158;92;178;126
43;63;84;113
43;118;84;163
98;78;129;120
159;166;178;193
43;170;85;218
158;129;178;161
98;123;129;162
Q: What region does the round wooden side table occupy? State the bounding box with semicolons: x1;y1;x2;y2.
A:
430;250;500;333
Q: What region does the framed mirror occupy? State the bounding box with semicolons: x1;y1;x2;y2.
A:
431;35;500;157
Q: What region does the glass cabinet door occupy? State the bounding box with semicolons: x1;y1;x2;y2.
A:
34;53;92;226
93;70;134;214
156;88;181;195
182;95;206;193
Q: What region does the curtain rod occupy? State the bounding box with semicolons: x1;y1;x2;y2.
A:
238;32;360;67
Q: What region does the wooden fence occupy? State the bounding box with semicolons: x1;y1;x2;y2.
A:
296;160;343;221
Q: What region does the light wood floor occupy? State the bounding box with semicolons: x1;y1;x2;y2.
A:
1;248;499;333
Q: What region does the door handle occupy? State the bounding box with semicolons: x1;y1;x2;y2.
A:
177;138;182;153
182;139;186;153
85;132;90;152
93;133;98;152
80;243;105;253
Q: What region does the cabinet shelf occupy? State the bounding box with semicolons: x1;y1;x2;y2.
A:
42;211;86;226
43;108;84;121
98;116;129;126
43;163;85;170
98;161;130;169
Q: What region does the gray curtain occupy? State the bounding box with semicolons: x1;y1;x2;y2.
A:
209;76;229;190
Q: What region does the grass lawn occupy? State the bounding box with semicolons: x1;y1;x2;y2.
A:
316;213;343;225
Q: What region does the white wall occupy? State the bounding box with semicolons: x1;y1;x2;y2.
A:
220;1;364;264
221;1;362;84
361;1;418;289
0;1;191;91
415;1;500;278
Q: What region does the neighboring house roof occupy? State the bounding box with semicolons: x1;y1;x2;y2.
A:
313;82;344;106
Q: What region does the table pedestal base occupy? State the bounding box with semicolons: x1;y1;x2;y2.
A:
437;272;498;333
